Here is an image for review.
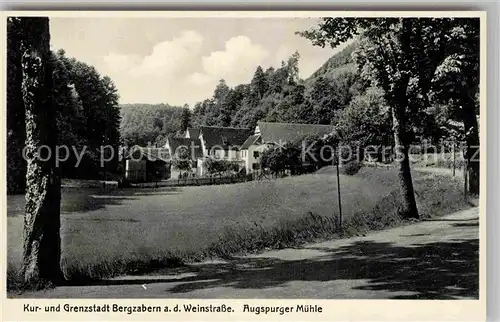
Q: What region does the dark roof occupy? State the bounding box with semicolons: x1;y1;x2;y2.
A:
166;137;203;159
257;121;334;144
186;128;200;139
124;146;171;162
200;126;252;150
240;134;261;150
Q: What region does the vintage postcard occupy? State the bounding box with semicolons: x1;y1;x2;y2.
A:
1;10;486;321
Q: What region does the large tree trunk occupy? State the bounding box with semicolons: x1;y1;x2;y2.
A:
391;91;419;219
20;17;63;288
462;94;480;195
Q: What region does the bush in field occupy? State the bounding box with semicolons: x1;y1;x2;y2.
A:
297;134;334;170
261;135;341;176
172;147;193;175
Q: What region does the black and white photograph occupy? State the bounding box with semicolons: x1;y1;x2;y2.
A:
4;12;484;305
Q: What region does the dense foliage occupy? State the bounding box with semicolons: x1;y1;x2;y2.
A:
119;47;367;148
203;158;240;176
191;50;367;130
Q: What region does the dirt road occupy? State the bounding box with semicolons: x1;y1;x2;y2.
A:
14;207;479;299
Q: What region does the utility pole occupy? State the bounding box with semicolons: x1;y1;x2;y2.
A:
452;142;456;177
463;149;468;201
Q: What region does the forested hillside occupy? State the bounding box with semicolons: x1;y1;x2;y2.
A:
117;27;478;180
189;48;366;131
118;45;365;147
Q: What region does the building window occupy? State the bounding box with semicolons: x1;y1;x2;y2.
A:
253;151;260;158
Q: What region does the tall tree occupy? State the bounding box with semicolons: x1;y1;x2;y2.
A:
179;104;192;132
18;17;64;287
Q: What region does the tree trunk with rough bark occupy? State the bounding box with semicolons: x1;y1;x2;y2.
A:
20;17;63;288
386;20;419;220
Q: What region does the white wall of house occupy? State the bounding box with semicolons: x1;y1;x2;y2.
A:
213;148;224;159
196;132;247;175
164;138;172;156
199;134;208;157
227;149;240;160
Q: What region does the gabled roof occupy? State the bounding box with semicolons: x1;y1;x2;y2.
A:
199;126;252;150
186;128;200;139
165;136;203;159
240;134;262;150
257;121;334;144
124;146;171;162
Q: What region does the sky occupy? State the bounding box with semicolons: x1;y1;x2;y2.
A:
50;18;344;107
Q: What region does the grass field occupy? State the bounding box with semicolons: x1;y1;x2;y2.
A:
7;167;469;288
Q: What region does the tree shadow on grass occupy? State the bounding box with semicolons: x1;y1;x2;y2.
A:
116;186;182;197
8;187;182;217
425;217;479;222
67;238;479;299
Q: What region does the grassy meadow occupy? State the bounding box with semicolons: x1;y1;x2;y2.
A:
7;167;469;288
409;152;466;170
